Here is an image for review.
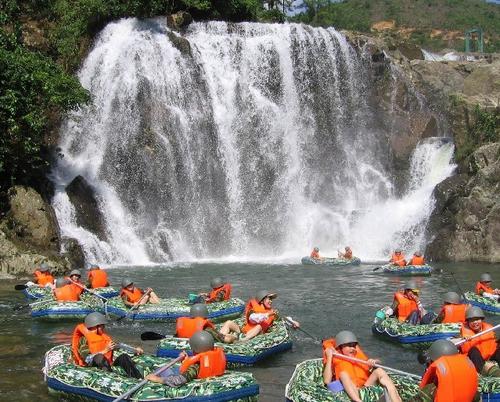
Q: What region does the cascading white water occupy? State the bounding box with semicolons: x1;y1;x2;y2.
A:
51;19;456;264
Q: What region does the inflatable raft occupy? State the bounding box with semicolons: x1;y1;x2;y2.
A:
371;314;461;346
105;297;245;322
23;285;119;300
156;319;292;365
285;358;420;402
480;376;500;401
30;298;98;321
378;264;432;276
44;345;259;401
463;291;500;315
301;256;361;266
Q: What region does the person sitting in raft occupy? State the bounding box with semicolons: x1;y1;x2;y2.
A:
72;312;143;378
389;249;406;266
218;290;300;342
322;330;402;402
419;339;479;402
407;251;425;266
456;306;500;377
390;280;434;324
338;246;353;260
31;263;55;288
475;273;500;301
310;246;324;262
146;330;226;387
66;269;85;297
199;277;232;304
87;264;110;289
176;304;237;343
433;292;467;324
53;278;81;302
120;278;160;307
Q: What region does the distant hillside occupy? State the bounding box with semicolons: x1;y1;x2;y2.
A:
293;0;500;52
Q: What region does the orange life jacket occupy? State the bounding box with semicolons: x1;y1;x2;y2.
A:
54;284;80;301
88;270;109;288
333;346;370;387
393;292;418;321
64;277;84;296
460;322;497;360
343;250;353;259
242;299;275;334
475;281;494;295
408;256;425;266
179;347;226;379
71;323;113;366
390;253;406;266
206;284;232;303
120;287;144;303
310;250;320;259
34;270;54;287
440;304;467;324
419;354;478;402
322;338;336;364
176;317;215;338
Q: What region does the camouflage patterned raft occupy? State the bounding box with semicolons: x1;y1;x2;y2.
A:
301;257;361;266
379;265;433;276
480;375;500;400
105;297;245;322
156;319;292;365
371;315;461;346
23;285;119;300
463;291;500;315
30;293;105;321
285;358;421;402
44;345;259;402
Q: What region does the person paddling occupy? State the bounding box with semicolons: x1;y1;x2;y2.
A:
322;330;402;402
407;251;425;266
310;247;324;262
199;277;232;304
389;249;406;267
87;264;110;289
433;292;468;324
390;281;432;324
120;278;160;307
66;269;85;297
32;263;55;288
53;278;80;302
475;273;500;301
338;246;353;260
72;312;143;378
419;339;479;402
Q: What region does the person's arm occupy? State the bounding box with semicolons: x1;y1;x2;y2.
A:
323;348;334;385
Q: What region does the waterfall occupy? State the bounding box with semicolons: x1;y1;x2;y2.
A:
51;19;456;264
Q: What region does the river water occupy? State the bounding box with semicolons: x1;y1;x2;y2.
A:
1;261;499;401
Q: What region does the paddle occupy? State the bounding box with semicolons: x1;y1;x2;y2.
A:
115;289;151;322
15;284;29;290
13;298;51;311
454;323;500;346
68;279;108;302
447;271;466;297
373;264;389;272
141;331;168;341
284;317;318;341
112;355;184;402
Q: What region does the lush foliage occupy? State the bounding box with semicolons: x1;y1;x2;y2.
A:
293;0;500;52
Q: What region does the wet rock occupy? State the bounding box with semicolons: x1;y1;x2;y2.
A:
61;237;86;269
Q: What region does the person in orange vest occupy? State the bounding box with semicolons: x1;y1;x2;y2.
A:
66;269;85;297
175;304;237;343
458;306;500;376
322;330;402;402
120;278;160;307
86;264;110;289
218;290;299;342
433;292;468;324
407;251;425;266
146;330;226;387
32;263;55;287
390;280;428;324
419;339;479;402
475;273;500;301
199;277;232;304
53;278;81;302
72;312;143;378
338;246;353;260
389;249;406;266
310;246;324;262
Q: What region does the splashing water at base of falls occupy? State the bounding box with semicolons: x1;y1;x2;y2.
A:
51;19;456;264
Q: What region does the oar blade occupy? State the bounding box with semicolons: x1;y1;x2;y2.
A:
15;284;28;290
141;331;166;341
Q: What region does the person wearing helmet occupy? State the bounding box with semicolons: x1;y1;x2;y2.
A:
475;273;500;300
338;246;353;260
53;278;80;302
86;264;110;289
72;312;143;378
33;262;55;288
146;330;226;386
390;281;427;324
310;246;324;262
199;277;232;304
66;269;85;297
458;306;500;376
323;330;402;402
419;339;478;402
120;278;160;307
389;249;406;267
407;251;425;266
175;304;237;343
219;290;299;342
433;292;468;324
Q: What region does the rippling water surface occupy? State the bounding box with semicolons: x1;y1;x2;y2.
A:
1;262;499;401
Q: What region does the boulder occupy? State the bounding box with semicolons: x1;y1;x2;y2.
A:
61;237;86;269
